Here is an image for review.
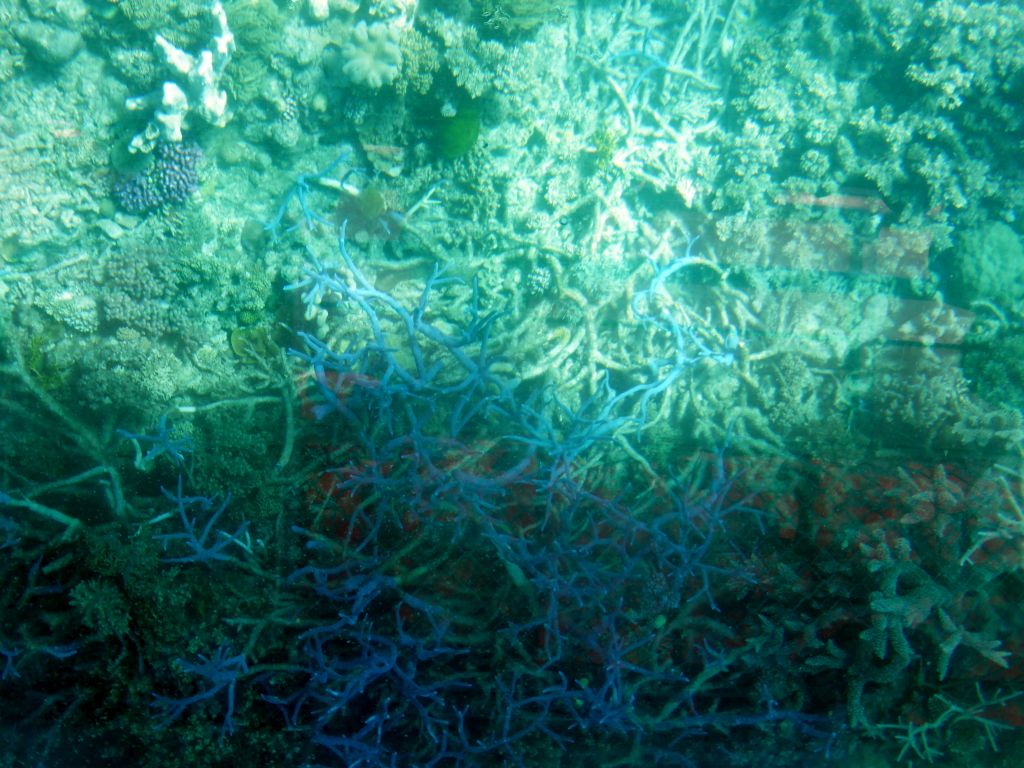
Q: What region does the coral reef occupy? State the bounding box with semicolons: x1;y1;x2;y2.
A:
0;1;1022;766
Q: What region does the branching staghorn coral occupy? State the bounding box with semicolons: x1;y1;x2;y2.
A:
0;341;127;528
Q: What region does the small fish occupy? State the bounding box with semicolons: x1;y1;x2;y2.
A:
784;191;890;214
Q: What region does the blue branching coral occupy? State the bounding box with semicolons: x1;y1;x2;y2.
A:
255;224;844;764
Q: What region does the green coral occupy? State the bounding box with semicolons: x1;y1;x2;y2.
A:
224;0;284;51
433;102;481;159
229;325;278;364
963;329;1024;410
231;270;272;326
221;0;284;104
109;46;160;89
226;53;270;104
590;124;620;171
117;0;179;32
71;579;132;638
950;221;1024;311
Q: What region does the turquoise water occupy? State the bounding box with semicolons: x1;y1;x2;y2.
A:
1;1;1022;765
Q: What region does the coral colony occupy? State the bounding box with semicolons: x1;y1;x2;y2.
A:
1;1;1023;767
115;142;204;213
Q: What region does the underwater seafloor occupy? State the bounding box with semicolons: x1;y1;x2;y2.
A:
1;1;1023;766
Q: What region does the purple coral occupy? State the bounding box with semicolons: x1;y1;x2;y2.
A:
114;142;203;213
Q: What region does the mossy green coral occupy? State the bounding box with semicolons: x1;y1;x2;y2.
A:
951;221;1024;311
433;102;481;159
70;579;132;638
117;0;179;32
